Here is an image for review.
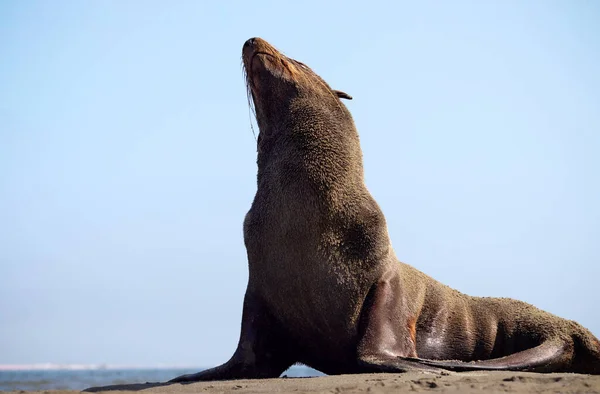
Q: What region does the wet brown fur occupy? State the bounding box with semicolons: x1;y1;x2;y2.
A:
170;38;600;382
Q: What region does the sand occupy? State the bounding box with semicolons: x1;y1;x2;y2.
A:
6;371;600;394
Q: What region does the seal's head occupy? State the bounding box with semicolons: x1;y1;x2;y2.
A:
242;37;352;134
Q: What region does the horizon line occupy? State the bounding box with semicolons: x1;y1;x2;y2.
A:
0;363;202;371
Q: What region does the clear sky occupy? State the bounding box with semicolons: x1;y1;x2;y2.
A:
1;0;598;368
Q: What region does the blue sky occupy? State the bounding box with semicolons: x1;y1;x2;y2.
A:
1;1;598;367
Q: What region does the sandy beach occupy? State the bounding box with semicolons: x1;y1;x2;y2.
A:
4;371;598;393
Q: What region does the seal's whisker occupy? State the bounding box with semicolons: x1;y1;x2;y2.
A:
242;64;258;143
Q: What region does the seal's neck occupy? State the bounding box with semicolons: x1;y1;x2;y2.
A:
255;103;365;207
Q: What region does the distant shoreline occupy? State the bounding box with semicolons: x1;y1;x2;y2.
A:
0;364;201;371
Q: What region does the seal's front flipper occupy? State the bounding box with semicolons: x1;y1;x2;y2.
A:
169;291;294;383
168;357;287;383
169;362;246;383
409;340;569;373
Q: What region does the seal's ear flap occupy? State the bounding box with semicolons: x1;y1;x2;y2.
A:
334;90;353;100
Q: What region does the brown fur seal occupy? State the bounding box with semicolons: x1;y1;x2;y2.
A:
170;37;600;382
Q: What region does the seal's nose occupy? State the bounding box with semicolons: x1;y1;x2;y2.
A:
243;38;259;60
244;38;256;50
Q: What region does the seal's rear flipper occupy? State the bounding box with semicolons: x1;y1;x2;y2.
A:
355;274;452;375
357;355;448;374
408;340;569;373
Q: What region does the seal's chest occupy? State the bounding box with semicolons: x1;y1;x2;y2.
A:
258;262;364;338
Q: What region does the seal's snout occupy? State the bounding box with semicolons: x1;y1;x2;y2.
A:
243;37;277;78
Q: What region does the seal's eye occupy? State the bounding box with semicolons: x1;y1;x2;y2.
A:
334;90;353;100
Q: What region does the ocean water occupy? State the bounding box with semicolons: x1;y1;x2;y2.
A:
0;366;324;391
